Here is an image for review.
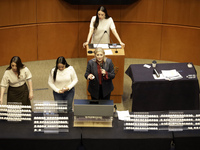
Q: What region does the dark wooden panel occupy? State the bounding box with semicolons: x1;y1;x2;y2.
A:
37;0;78;22
64;0;137;5
163;0;200;27
121;0;163;23
111;23;121;43
161;25;200;66
121;23;162;59
37;23;79;60
78;23;89;58
0;25;37;66
78;5;121;21
0;0;36;27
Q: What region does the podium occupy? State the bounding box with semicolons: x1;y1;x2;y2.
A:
86;44;125;103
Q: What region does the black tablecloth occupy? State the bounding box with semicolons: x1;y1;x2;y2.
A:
125;63;200;111
81;117;172;150
1;111;200;150
0;113;81;150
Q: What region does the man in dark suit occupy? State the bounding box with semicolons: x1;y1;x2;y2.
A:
85;48;115;100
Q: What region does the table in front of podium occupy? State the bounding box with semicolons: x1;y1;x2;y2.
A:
125;63;200;112
2;111;200;150
86;44;125;103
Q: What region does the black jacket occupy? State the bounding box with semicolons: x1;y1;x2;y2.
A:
84;58;115;99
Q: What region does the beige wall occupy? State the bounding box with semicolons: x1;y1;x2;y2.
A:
0;0;200;66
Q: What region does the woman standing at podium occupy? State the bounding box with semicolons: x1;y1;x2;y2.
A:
48;56;78;112
0;56;33;105
83;6;125;47
85;48;115;100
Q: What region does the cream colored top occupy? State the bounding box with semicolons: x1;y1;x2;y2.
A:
48;66;78;93
90;16;116;44
1;67;32;88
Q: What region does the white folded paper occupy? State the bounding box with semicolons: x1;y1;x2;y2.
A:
117;110;130;121
153;74;165;80
161;69;183;81
104;50;113;55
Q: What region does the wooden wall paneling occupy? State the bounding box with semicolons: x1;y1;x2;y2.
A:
121;0;163;23
121;23;162;59
37;0;78;23
78;22;89;58
110;22;121;43
0;0;36;27
78;5;121;21
0;25;38;66
78;5;99;21
161;25;200;66
163;0;200;27
105;5;121;22
37;23;79;60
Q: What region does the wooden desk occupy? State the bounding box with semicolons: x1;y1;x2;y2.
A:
86;44;125;103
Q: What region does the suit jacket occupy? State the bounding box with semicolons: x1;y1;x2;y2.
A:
84;58;115;99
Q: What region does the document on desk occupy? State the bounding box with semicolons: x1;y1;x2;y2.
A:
104;49;113;55
153;74;165;80
161;69;183;81
109;45;122;48
117;110;130;121
93;44;109;49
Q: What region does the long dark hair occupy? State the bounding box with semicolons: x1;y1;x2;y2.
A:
7;56;24;78
53;56;70;81
94;6;110;30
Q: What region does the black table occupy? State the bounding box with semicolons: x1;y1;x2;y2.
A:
0;113;82;150
0;112;172;150
125;63;200;112
81;116;172;150
1;111;200;150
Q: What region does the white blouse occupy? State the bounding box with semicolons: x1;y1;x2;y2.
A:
90;16;116;44
48;66;78;93
1;67;32;88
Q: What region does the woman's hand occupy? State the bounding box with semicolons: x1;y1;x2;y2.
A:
0;98;2;105
120;42;125;48
29;90;33;100
101;69;106;76
87;74;95;80
62;87;69;92
59;90;64;94
83;42;89;48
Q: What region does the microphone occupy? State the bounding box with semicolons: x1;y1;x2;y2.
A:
107;32;118;53
100;63;105;76
153;69;160;77
95;30;107;48
100;63;103;69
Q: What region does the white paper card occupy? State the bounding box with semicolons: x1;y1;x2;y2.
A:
153;74;165;79
104;50;113;55
143;64;151;68
117;110;130;121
